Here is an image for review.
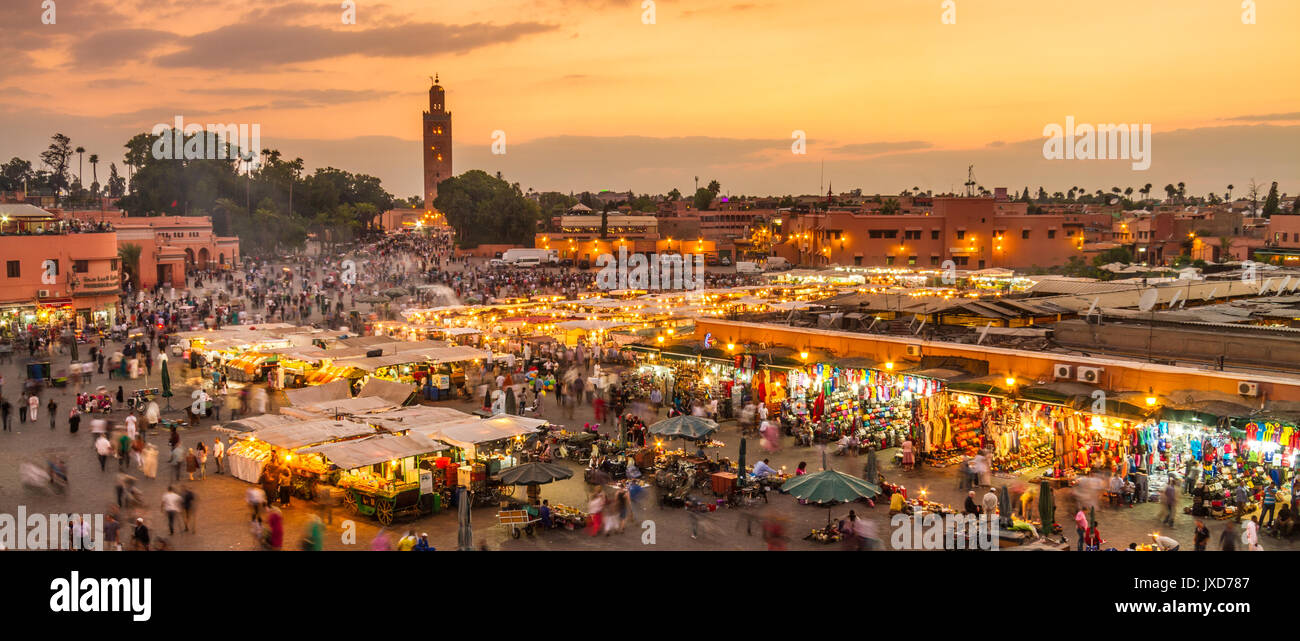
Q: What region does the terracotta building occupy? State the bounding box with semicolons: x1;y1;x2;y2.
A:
0;204;121;329
773;196;1080;269
64;210;239;289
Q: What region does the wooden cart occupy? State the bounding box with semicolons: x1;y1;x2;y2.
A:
340;481;434;526
497;508;540;539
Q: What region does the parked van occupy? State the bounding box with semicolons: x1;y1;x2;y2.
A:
501;248;558;265
514;257;542;268
765;256;791;270
735;261;763;274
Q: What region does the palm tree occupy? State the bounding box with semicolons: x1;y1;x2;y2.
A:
1226;184;1234;201
117;243;143;289
1124;187;1134;201
75;146;85;188
1141;183;1152;201
88;154;100;195
1177;182;1186;203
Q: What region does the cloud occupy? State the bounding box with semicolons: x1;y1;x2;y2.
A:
1222;112;1300;122
70;29;178;69
153;21;559;70
828;141;933;156
185;87;396;107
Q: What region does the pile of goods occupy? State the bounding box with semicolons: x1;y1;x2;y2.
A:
950;411;984;456
993;442;1053;474
549;504;588;529
924;447;965;468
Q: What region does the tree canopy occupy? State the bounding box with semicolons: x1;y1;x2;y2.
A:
433;170;541;247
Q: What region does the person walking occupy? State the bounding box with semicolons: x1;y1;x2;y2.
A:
47;397;57;430
68;407;80;435
1244;516;1262;551
1234;484;1249;522
212;437;225;475
1193;519;1210;551
1260;483;1277;528
95;433;113;471
169;443;184;481
1074;506;1089;551
28;392;39;423
161;486;182;535
181;485;196;533
1160;479;1177;527
1;397;10;432
1221;521;1239;551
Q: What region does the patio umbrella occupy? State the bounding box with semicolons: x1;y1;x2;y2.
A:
1038;481;1055;532
998;485;1013;529
499;461;573;485
737;437;748;484
505;387;517;415
159;357;173;409
456;487;473;550
648;415;718;441
780;466;881;526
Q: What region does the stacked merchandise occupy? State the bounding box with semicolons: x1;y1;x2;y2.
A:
950;406;984;457
991;403;1056;474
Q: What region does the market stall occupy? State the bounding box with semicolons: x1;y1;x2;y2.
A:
302;432;452;525
226;418;380;483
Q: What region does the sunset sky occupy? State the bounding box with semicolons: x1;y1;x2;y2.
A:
2;0;1297;199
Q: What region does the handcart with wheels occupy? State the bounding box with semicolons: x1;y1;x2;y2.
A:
497;508;541;539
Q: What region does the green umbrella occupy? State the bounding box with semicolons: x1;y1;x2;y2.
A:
160;356;173;409
648;415;718;441
1038;481;1055;533
998;485;1012;529
737;437;747;486
781;467;881;526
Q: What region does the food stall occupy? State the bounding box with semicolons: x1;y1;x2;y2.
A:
225;418;380;485
419;414;545;505
301;432;452;525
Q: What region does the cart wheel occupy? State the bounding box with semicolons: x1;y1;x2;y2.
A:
511;526;521;539
376;500;394;526
343;491;358;514
524;524;535;537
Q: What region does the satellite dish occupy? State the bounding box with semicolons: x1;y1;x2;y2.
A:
1137;288;1159;312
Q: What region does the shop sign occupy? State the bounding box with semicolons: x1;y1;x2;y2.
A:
79;275;118;290
419;470;433;495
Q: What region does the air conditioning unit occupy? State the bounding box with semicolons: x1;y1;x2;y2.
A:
1053;363;1074;380
905;345;922;357
1238;381;1260;397
1076;366;1103;384
37;289;50;298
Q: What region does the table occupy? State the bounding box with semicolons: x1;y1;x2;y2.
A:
711;472;737;496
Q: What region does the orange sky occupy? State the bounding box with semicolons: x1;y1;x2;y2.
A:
2;0;1297;196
